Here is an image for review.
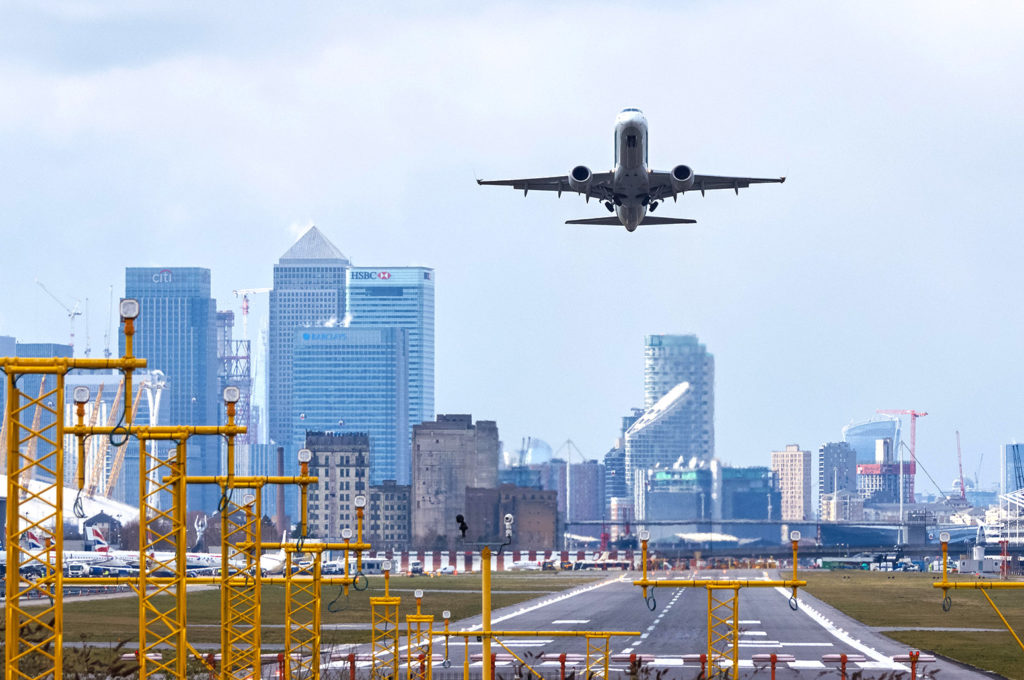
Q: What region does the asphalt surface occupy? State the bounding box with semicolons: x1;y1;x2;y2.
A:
331;569;1001;679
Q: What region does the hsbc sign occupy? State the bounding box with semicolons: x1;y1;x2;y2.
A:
351;271;392;280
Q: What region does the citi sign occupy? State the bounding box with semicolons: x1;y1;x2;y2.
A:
151;269;173;283
351;271;391;281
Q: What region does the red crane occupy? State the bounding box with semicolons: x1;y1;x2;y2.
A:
876;409;928;503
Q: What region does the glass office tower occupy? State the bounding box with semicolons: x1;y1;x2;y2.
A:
346;266;434;432
292;327;409;485
124;267;218;511
642;334;715;464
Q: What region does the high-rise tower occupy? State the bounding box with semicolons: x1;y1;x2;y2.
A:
346;266;435;433
124;267;218;511
268;227;350;515
642;334;715;463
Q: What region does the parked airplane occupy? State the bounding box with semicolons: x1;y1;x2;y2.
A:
478;108;785;231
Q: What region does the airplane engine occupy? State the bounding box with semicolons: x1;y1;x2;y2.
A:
671;164;695;192
568;165;592;193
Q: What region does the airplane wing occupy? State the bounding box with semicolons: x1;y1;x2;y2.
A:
477;172;616;202
566;216;696;225
648;172;785;201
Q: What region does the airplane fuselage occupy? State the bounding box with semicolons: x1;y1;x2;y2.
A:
612;108;651;231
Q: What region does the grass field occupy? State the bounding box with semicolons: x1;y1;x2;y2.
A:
802;570;1023;679
61;573;603;647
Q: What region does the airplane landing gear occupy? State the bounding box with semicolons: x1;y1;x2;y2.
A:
604;201;614;213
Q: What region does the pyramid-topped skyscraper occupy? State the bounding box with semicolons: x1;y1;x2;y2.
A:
268;226;350;514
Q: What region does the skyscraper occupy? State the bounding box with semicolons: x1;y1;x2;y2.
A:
268;227;350;516
124;267;218;511
770;444;812;521
624;381;695;493
268;226;350;453
642;334;714;462
292;327;409;485
346;266;434;430
818;441;857;518
842;416;901;464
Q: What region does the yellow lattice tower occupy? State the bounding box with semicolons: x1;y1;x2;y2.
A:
135;437;188;679
585;634;611;680
406;590;433;680
285;549;321;680
221;492;261;679
707;586;739;678
4;371;64;680
371;564;400;680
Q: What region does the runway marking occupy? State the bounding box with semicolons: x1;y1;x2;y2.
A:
620;647;633;654
552;619;589;624
738;619;760;624
775;587;907;671
501;641;551;647
738;641;781;647
463;575;622;630
788;660;827;669
739;631;767;636
780;642;833;647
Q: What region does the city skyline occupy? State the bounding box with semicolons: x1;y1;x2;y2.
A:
1;4;1022;492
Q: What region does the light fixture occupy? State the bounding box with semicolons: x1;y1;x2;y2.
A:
223;386;240;404
297;449;312;463
72;386;91;404
119;298;140;320
638;530;650;542
790;530;801;542
341;528;353;540
242;493;256;505
381;560;392;572
354;495;366;508
414;589;424;599
442;610;451;620
939;531;950;543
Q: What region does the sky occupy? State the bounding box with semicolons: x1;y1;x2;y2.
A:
1;2;1022;494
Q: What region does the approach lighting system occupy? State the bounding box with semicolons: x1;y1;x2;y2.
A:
442;610;451;620
414;589;424;599
638;530;651;542
939;531;950;543
354;494;367;508
341;528;353;540
381;560;392;572
790;530;801;542
242;493;256;505
222;386;240;404
297;448;312;463
119;298;140;320
72;386;91;404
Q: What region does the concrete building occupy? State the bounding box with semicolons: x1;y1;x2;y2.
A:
305;432;369;539
367;480;411;550
411;414;499;549
291;327;409;486
770;444;812;521
124;267;218;511
636;466;713;522
346;266;434;435
464;484;558;549
568;460;605;523
820;490;864;521
643;334;714;462
819;441;858;519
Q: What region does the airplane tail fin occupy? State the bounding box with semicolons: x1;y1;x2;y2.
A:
24;530;44;550
87;527;109;552
566;216;697;226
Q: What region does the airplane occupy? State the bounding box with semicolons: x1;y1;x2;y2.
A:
477;108;785;232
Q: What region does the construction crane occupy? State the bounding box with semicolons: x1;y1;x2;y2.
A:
877;408;928;503
103;381;146;499
232;287;272;340
103;285;114;358
84;379;124;497
36;279;82;353
955;430;966;500
22;377;49;486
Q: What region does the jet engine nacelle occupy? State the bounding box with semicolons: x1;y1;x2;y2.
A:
671;164;695;192
568;165;592;193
